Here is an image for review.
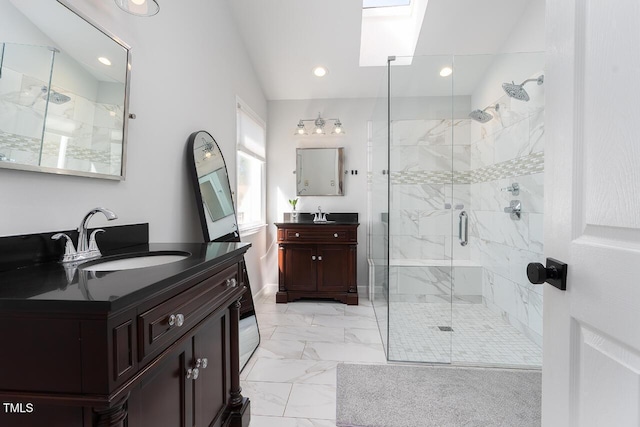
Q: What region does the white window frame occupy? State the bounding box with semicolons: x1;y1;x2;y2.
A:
236;97;266;235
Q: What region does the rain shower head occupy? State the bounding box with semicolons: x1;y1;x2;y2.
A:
41;86;70;105
469;104;500;123
502;75;544;102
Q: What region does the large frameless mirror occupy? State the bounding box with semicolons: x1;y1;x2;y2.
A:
187;130;260;370
296;147;344;196
0;0;130;180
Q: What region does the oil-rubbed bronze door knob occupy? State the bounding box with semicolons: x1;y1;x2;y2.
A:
526;258;568;291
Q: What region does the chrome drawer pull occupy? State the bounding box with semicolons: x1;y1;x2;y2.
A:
295;232;300;237
318;256;322;261
312;256;316;260
334;233;338;238
226;278;238;287
168;313;185;327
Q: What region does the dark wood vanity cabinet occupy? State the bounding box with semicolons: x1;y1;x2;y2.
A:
0;247;250;427
276;223;358;305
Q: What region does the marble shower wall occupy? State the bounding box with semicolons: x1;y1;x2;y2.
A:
468;74;545;346
386;74;545;345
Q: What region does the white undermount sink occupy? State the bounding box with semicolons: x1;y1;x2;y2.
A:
80;251;190;271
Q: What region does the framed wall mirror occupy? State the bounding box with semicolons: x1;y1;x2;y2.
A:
296;147;344;196
187;130;259;370
0;0;131;180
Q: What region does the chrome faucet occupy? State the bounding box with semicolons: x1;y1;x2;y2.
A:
52;207;118;264
313;205;328;222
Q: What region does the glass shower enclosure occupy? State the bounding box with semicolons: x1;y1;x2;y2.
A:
369;52;545;367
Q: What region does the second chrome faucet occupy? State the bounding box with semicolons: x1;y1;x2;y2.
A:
52;207;118;264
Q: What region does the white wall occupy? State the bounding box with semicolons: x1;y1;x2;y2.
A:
0;0;267;241
266;98;376;288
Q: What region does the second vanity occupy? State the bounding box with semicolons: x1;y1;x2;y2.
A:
0;223;251;427
275;213;359;305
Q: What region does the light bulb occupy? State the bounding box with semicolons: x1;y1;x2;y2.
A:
205;151;212;158
297;128;305;135
315;127;323;134
131;0;146;5
334;127;342;134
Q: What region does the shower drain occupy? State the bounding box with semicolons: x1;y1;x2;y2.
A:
438;326;453;332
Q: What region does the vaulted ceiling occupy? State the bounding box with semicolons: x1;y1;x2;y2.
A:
228;0;534;100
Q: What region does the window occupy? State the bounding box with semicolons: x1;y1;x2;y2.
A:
236;98;266;232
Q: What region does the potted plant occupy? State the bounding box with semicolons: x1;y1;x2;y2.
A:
288;198;299;220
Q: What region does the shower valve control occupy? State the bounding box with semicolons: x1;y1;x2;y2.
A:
501;182;520;196
527;258;567;291
504;200;522;220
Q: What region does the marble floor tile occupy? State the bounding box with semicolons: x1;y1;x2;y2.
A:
246;358;338;385
283;383;336;420
311;314;378;330
344;305;376;318
285;302;346;316
302;342;387;363
241;381;292;417
344;328;385;344
251;339;306;360
258;325;277;340
240;355;258;380
258;312;314;327
270;325;344;343
250;415;337;427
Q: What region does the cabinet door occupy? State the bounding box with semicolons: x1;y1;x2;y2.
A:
317;245;352;293
128;339;193;427
193;312;229;427
283;245;316;291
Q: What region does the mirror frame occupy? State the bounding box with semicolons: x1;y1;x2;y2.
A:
186;130;260;371
296;147;345;196
0;0;131;181
187;131;239;242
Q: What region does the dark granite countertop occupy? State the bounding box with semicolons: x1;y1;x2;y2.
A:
0;242;251;313
275;212;359;226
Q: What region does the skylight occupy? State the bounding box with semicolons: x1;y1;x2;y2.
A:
363;0;411;9
359;0;428;67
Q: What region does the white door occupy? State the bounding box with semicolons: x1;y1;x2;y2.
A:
544;1;640;426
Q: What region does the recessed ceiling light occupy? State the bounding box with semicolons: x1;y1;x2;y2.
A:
313;66;328;77
98;57;112;66
439;67;453;77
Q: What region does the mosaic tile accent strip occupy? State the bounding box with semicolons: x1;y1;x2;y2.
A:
0;131;41;150
390;151;544;185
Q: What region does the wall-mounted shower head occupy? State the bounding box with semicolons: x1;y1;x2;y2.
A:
41;85;71;105
502;75;544;102
469;104;500;123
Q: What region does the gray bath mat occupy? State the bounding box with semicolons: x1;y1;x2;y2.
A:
336;363;541;427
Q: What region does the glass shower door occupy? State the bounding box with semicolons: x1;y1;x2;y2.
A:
385;55;455;363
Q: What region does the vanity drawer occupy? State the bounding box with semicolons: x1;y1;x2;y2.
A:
138;264;238;361
280;227;354;243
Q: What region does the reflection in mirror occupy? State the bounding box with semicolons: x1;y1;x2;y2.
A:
0;0;130;180
187;130;259;370
296;147;344;196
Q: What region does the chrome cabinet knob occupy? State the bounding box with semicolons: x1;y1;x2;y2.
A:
295;232;300;237
312;255;316;260
226;278;238;287
168;313;184;327
186;367;199;380
196;357;208;369
318;256;322;261
334;233;338;238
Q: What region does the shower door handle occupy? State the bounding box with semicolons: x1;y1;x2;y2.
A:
458;211;468;247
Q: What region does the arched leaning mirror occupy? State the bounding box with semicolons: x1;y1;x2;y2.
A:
187;130;259;370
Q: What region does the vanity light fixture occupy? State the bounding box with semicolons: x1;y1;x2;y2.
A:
294;112;345;136
98;57;112;66
439;66;453;77
114;0;159;17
